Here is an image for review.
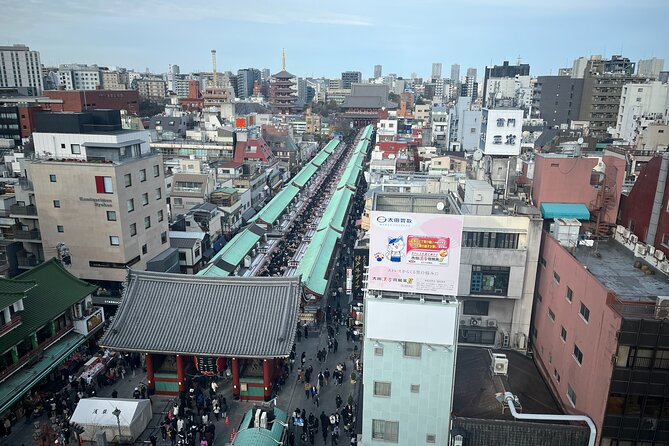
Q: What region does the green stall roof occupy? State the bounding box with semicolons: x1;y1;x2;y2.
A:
310;149;331;167
540;203;591;220
291;163;318;188
325;188;354;232
252;184;300;226
296;227;341;297
337;162;362;190
232;407;288;446
199;223;265;276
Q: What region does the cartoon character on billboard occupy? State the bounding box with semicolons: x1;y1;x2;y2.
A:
386;236;405;263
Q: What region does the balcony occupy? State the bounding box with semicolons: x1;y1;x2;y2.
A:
0;314;21;336
16;252;40;268
9;204;37;217
13;227;40;241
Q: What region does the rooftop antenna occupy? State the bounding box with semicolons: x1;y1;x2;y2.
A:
211;49;217;87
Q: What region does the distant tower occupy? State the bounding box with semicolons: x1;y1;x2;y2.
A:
374;64;382;78
211;49;217;87
282;48;286;71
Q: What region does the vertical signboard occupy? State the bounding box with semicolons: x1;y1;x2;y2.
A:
368;211;463;295
351;247;368;300
346;268;353;294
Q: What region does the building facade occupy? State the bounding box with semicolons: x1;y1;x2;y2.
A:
612;81;668;144
58;64;102;91
341;71;362;89
0;44;43;96
533;76;584;127
479;108;523;156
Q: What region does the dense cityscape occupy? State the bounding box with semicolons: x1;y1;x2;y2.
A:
1;7;669;445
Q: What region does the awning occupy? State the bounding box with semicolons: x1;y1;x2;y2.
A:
540;203;591;220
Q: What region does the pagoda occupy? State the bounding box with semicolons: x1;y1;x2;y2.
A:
269;49;298;115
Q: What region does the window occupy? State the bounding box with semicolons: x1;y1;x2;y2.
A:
566;287;573;303
127;199;134;212
107;211;116;221
142;193;149;206
194;247;200;258
573;344;583;365
372;420;399;442
426;434;436;443
553;369;561;383
57;225;64;233
142;244;148;255
548;308;555;321
153;165;160;177
49;174;57;183
155;188;162;200
579;302;590;322
71;144;81;154
130;223;137;236
373;382;391;397
553;271;560;283
173;197;183;207
95;176;113;194
179;252;187;261
567;384;577;407
470;266;510;295
374;346;384;356
404;342;421;358
139;169;146;182
662;234;669;247
463;300;489;316
109;236;120;246
53;200;61;208
124;173;132;187
144;216;151;229
463;232;519;249
540;256;547;268
536;291;543;302
158;210;164;222
560;326;567;342
410;384;420;393
161;231;167;244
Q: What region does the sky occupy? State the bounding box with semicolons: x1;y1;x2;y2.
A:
2;0;669;80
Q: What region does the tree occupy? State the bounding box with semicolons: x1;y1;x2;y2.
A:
388;92;400;103
139;99;165;118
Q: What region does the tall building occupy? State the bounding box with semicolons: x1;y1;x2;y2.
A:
101;68;128;90
533;76;584;127
466;67;477;81
0;44;43;96
236;68;261;99
341;71;362;89
432;62;442;79
28;110;169;295
374;64;382;78
269;50;298;115
572;56;590;79
479;108;524;156
58;64;102;91
638;58;665;79
450;64;460;82
482;61;530;108
612;81;668;143
137;78;167;100
578;56;638;139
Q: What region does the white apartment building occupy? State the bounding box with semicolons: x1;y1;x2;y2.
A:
612;81;669;144
479;108;523;156
0;44;43;96
58;64;102;90
431;106;450;150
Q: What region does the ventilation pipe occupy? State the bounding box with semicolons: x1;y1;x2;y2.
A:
647;152;669;245
503;392;596;446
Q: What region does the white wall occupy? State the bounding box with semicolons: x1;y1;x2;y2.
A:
480;108;523;156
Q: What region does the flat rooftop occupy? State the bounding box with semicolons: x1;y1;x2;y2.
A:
453;347;561;420
572;239;669;301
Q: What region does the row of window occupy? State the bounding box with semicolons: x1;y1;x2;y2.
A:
109;230;168;248
126;189;162;211
463;232;520;249
373;381;421;397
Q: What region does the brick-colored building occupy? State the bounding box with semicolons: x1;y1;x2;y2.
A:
44;90;140;115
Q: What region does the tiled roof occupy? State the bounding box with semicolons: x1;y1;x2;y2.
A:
0;279;36;309
0;258;97;354
100;271;300;358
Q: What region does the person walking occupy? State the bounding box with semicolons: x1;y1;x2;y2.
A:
304;382;311;399
324;369;330;386
336;394;342;410
301;352;306;367
333;339;339;354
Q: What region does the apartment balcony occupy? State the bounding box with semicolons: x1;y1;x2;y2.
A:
18;178;33;191
0;314;21;336
13;227;41;242
16;252;40;269
9;204;38;218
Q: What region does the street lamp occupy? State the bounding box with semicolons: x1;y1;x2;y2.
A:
112;407;122;446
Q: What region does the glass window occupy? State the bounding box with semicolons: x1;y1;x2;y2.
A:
606;394;625;415
53;200;61;208
161;231;167;244
124;173;132;187
560;326;567;342
109;236;120;246
372;420;399;442
107;211;116;221
548;308;555;321
463;300;489;316
153;165;160;177
573;344;583;365
127;199;134;212
144;216;151;229
566;287;573;303
470;265;510;295
553;271;561;283
410;384;420;393
404;342;421;358
142;244;148;255
71;144;81;155
130;223;137;236
57;225;64;233
49;174;57;182
579;302;590;322
142;193;149;206
373;381;391;397
155;188;162;200
158;210;164;222
95;176;113;194
567;384;577;407
139;169;146;182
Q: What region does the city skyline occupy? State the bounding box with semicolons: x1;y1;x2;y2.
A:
3;0;668;79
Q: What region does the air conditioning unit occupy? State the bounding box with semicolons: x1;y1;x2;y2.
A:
73;303;83;319
616;225;625;235
623;229;631;239
660;261;669;274
487;319;498;328
655;250;666;262
492;353;509;376
636;244;648;256
630;234;639;244
656;297;669;320
648;246;657;256
453;435;464;446
470;317;482;326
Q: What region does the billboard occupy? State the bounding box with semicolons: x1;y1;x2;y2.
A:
235;117;247;129
368;211;463;295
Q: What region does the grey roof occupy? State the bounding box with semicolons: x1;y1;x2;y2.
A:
170;237;200;249
342;96;383;108
452;417;590;446
190;202;218;213
100;270;301;358
234;102;271;115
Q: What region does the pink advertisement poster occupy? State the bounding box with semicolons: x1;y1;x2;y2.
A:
368;211;463;295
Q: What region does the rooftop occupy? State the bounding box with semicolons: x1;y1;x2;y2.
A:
572;238;669;301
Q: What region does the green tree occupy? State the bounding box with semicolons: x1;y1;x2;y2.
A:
139;99;166;118
388;92;400;103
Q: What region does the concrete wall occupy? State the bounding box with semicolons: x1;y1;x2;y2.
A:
533;232;621;443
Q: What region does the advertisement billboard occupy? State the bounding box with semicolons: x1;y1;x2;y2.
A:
368;211;463;295
235;117;247;129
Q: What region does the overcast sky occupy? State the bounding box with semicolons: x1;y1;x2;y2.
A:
3;0;668;79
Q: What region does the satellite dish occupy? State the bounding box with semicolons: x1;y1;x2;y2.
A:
473;149;483;161
436;202;445;211
577;137;584;144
